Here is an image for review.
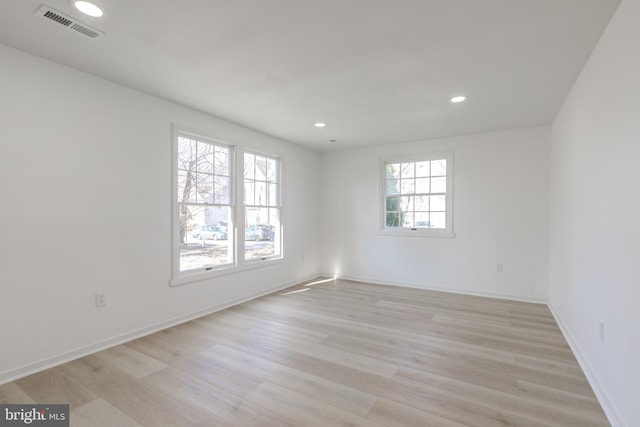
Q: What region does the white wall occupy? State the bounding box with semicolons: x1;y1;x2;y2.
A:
549;0;640;425
0;44;320;382
320;126;550;301
4;6;637;422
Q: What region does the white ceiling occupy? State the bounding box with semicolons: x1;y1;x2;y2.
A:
0;0;621;151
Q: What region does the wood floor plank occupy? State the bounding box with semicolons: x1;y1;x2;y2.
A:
200;344;378;416
514;353;585;378
15;367;97;409
0;382;35;404
319;332;520;393
366;397;469;427
394;366;609;426
166;352;264;398
1;277;610;426
58;355;209;426
516;380;606;420
70;398;143;427
94;344;167;379
124;333;190;366
245;382;385;427
141;366;297;427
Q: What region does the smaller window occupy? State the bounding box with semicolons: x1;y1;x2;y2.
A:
381;151;454;237
243;151;282;261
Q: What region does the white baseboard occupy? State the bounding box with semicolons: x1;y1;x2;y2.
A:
547;302;624;427
0;275;316;386
326;272;547;304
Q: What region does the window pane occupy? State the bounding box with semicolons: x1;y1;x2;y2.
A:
214;176;229;204
431;176;446;193
415;178;430;193
401;162;414;179
268;183;277;206
400;212;414;228
386;212;400;227
415;195;429;211
215;146;229;176
244;180;255;205
430;212;446;229
431;159;446;176
255;156;267;181
245;207;279;260
430;195;446;211
196;141;214;174
386;179;400;194
244;153;255;179
177;137;196;171
179;205;232;272
178;170;196;203
415;161;430;177
415;213;431;227
245;208;271;233
400;179;414;194
255;181;267;206
386;196;401;211
266;158;277;182
196;173;213;204
400;196;413;212
386;163;400;180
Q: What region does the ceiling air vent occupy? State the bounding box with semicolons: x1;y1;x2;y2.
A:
35;5;103;39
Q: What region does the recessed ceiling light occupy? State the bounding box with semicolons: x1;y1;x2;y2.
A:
450;96;466;103
72;1;103;18
314;122;326;128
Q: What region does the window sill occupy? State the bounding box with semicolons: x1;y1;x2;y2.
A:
170;256;285;287
379;228;455;238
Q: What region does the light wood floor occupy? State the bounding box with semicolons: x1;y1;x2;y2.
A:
0;278;610;426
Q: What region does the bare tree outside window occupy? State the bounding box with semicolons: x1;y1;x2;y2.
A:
177;136;233;272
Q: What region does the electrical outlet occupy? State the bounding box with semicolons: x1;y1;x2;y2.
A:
95;293;106;308
497;264;504;273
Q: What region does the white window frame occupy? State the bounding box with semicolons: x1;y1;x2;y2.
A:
241;149;283;263
380;150;455;238
171;126;285;287
171;127;236;285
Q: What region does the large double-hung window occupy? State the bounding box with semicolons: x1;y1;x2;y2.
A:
176;133;233;274
173;128;282;285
